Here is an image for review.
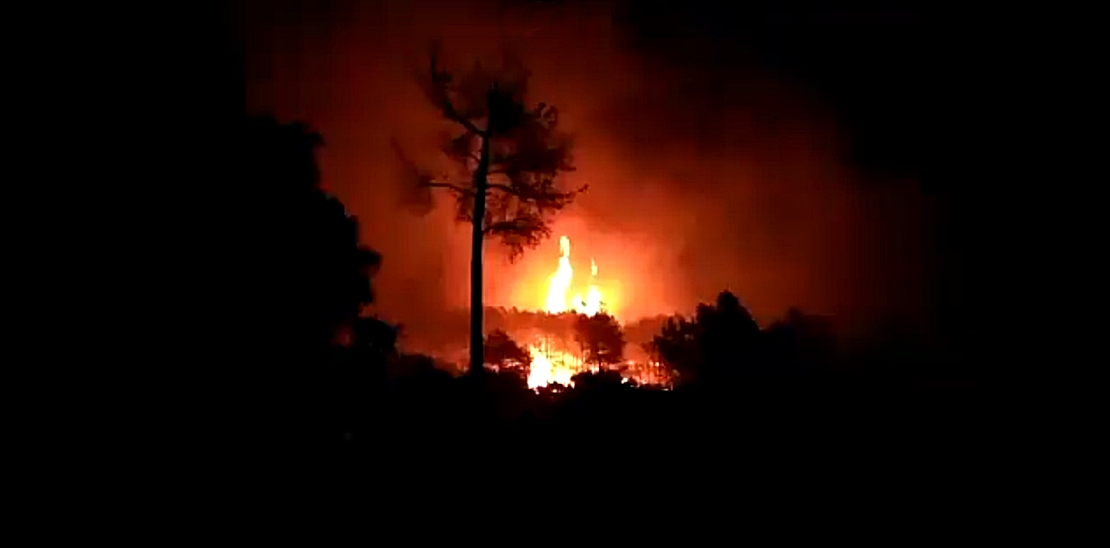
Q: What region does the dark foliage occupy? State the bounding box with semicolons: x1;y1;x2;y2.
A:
761;308;837;377
240;115;390;452
573;312;626;368
225;114;991;510
648;290;759;385
484;328;532;380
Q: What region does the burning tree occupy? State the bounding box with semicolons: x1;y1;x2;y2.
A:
573;312;625;369
483;329;532;380
398;42;583;375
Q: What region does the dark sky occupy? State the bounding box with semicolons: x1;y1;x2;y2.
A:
236;0;958;346
613;0;932;175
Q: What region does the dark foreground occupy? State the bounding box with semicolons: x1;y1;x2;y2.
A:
216;369;1006;489
162;357;1051;541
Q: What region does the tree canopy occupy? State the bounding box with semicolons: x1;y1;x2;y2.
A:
574;312;626;368
404;42;584;260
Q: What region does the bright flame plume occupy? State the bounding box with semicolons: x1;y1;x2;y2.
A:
527;235;607;388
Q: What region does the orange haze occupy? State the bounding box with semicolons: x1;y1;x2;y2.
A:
242;0;938;345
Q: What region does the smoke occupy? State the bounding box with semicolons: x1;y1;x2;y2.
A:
242;0;937;345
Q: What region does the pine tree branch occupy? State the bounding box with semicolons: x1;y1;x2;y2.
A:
430;50;487;138
483;219;527;235
486;182;585;204
444;103;486;138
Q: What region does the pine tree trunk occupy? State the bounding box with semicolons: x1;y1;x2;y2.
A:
468;94;494;376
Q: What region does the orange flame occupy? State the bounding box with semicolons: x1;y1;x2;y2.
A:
526;235;609;388
581;258;602;317
521;236;670;390
542;235;606;317
526;340;579;389
544;236;574;313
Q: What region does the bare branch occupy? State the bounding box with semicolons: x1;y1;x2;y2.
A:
486;182;586;206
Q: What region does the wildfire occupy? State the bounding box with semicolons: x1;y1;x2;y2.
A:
544;236;575;313
519;235;671;390
527;235;606;389
543;236;604;317
576;259;603;317
527;342;579;389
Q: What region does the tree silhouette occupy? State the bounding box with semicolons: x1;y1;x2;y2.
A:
243;115;383;445
398;42;583;376
762;308;836;377
484;329;532;380
697;291;760;371
648;290;760;385
573;313;625;369
569;369;625;391
244;115;381;351
647;315;702;383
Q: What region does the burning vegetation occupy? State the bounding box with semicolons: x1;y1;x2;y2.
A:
483;234;671;390
381;45;860;393
388;44;672;388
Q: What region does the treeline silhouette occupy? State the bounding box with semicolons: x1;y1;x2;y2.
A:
237;114;988;490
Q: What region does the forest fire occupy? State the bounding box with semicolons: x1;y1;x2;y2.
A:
526;342;580;389
522;235;658;389
543;236;604;318
526;235;599;388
